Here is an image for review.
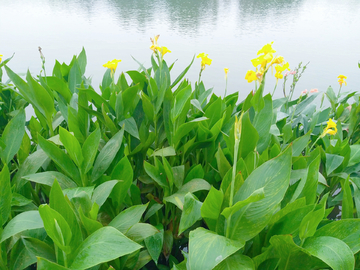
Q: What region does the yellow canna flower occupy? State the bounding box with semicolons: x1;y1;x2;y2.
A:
274;62;290;81
251;55;266;68
245;70;257;83
0;54;2;63
224;68;229;78
338;74;347;86
321;118;337;137
103;59;122;72
257;42;276;55
160;46;171;56
272;55;285;65
197;53;212;70
150;35;160;52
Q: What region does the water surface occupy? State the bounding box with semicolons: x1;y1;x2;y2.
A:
1;0;360;99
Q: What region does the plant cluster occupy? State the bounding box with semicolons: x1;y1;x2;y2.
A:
1;38;360;270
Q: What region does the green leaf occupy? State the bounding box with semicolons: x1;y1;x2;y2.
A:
178;193;203;234
59;127;83;167
0;109;25;165
213;254;255;270
292;130;310;156
221;187;265;219
91;128;124;182
81;128;100;174
215;145;231;179
239;112;259;159
39;205;72;253
325;153;344;175
46;76;72;103
70;226;142;270
341;177;353;219
171;56;194;88
110;157;133;208
38;135;81;186
188;228;244;270
303;236;355;270
37;257;70;270
142;92;155;121
0;165;12;226
228;146;292;241
144;161;168;189
144;224;163;265
348;145;360;167
314;219;360;254
22;171;77;189
1;211;44;243
92;180;121;208
171;84;192;122
126;223;160;243
299;206;325;241
152;146;176;157
109;204;148;233
164;179;211;209
201;186;224;220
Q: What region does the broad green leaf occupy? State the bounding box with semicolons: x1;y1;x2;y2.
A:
110;156;133;208
63;186;94;201
1;211;44;243
144;161;168;189
59;127;83;167
189;228;244;270
38;135;81;186
171;84;192;122
81;128;100;174
78;207;102;236
144;224;163;265
109;204;148;233
91;128;124;182
201;186;224;220
144;203;163;221
126;223;160;243
325;153;344;175
239;112;259;159
299;206;325;241
164;179;211;209
303;236;354;270
37;257;70;270
142;92;155;121
23;171;77;189
178;193;203;234
70;227;142;270
269;235;325;270
314;219;360;254
215;145;231;179
39;205;72;253
341;177;353;219
92;180;121;208
292;130;310;156
213;254;255;270
0;165;11;226
228;146;292;241
152;146;176;157
0;109;25;165
221;187;265;219
68;59;82;94
299;149;320;204
253;94;272;154
46;76;72;103
50;179;83;254
348;145;360;167
11;193;32;207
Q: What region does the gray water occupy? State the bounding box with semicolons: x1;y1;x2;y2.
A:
1;0;360;99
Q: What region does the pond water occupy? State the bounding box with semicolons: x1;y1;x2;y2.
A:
1;0;360;99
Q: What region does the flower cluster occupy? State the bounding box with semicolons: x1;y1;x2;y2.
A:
245;42;290;84
338;74;347;86
321;118;337;137
103;59;122;73
197;53;212;71
150;35;171;57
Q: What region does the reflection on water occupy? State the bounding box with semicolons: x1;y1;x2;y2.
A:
1;0;360;98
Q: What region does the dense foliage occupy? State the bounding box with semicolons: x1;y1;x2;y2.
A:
1;40;360;270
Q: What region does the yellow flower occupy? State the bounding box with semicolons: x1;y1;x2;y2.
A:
251;55;267;68
197;53;212;70
159;46;171;56
338;74;347;86
150;35;160;52
274;62;290;80
0;54;2;63
103;59;122;72
321;118;337;137
257;42;276;55
272;55;285;65
224;68;229;78
245;70;257;83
